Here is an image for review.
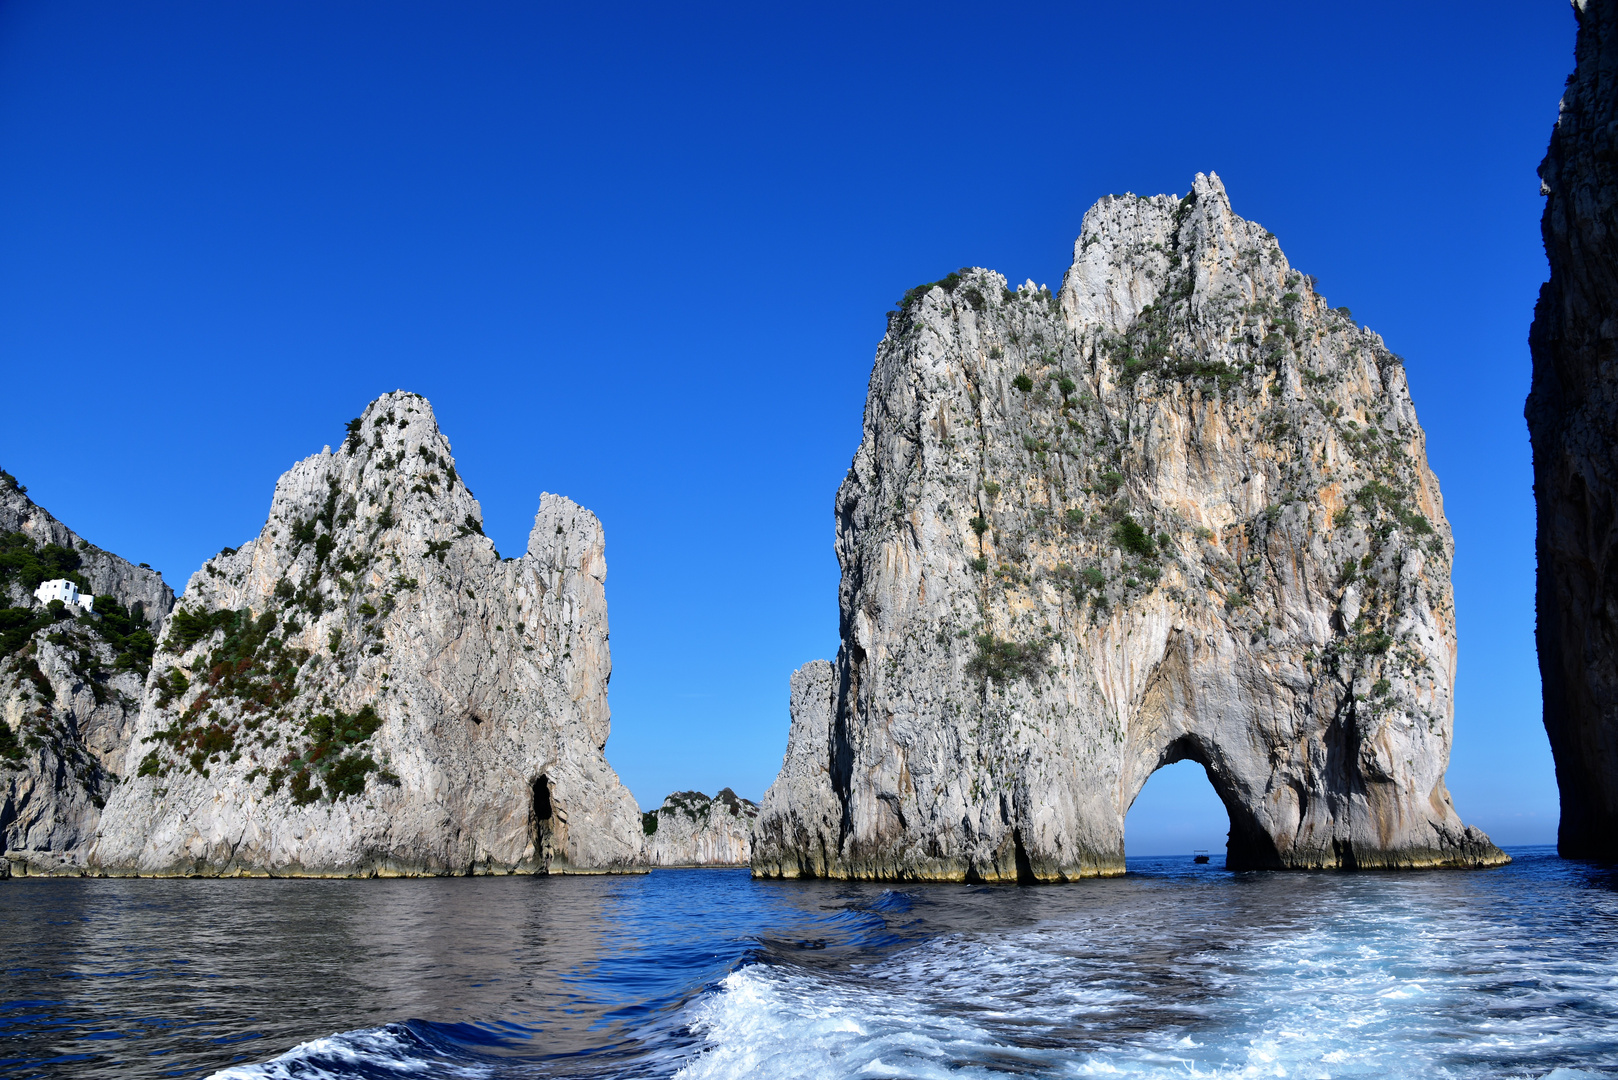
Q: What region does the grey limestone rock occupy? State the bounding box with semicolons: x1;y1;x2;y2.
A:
641;788;759;866
1528;0;1618;859
749;660;842;877
0;479;173;875
754;174;1505;880
85;391;643;876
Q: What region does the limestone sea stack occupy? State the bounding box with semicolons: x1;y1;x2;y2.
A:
1528;0;1618;861
1;476;174;873
640;788;759;866
83;391;644;876
753;174;1506;881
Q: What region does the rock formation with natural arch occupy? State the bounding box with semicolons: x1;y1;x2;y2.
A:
753;174;1506;880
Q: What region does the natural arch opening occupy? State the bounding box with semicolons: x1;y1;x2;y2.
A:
1125;759;1232;862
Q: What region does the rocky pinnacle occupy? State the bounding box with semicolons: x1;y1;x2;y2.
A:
754;174;1505;881
81;391;644;876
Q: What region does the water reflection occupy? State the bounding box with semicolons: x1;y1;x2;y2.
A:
2;851;1615;1079
1;875;625;1075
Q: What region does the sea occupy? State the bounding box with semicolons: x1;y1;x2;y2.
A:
0;846;1613;1079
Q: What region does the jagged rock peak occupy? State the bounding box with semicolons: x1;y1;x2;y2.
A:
78;390;644;878
1065;173;1283;334
754;175;1504;882
641;787;759;867
1528;0;1618;860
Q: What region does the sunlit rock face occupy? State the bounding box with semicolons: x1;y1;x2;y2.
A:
641;788;758;866
1529;0;1618;861
0;482;173;875
754;174;1505;881
86;391;644;877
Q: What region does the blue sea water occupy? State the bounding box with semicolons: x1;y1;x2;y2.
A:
0;847;1614;1079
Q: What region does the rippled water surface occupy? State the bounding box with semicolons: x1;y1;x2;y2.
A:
1;847;1615;1078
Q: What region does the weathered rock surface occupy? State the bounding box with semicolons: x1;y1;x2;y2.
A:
748;660;842;876
1529;0;1618;861
641;788;758;866
0;476;173;874
80;391;644;876
754;174;1505;881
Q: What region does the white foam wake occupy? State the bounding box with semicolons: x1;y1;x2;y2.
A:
674;963;1038;1080
208;1024;492;1080
672;910;1618;1080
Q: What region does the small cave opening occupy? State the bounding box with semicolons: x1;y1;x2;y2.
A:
531;774;563;868
1012;828;1036;885
532;775;553;823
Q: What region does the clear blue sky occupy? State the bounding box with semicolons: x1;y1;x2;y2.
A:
0;2;1572;853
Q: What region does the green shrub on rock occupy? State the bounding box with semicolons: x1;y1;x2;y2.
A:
0;532;87;593
967;634;1052;683
1112;516;1156;558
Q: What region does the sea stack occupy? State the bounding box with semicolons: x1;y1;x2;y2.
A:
640;788;759;867
753;174;1505;881
79;391;644;876
1528;0;1618;861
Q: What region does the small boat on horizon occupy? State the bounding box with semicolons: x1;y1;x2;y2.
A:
1193;850;1210;864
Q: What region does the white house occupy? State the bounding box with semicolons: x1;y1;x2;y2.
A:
34;578;93;612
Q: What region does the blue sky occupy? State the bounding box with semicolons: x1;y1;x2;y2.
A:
0;2;1573;853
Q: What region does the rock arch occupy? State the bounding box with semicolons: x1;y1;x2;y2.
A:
752;175;1505;881
1121;638;1290;870
1123;749;1233;860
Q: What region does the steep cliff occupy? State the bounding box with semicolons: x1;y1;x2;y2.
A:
641;788;758;866
0;475;173;873
77;392;643;876
1528;0;1618;861
754;174;1505;881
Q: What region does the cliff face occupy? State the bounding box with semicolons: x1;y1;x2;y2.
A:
0;477;173;873
754;174;1505;881
641;788;758;866
749;660;841;873
1528;0;1618;861
79;391;643;876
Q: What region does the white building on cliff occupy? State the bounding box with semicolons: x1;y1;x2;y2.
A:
34;578;93;612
